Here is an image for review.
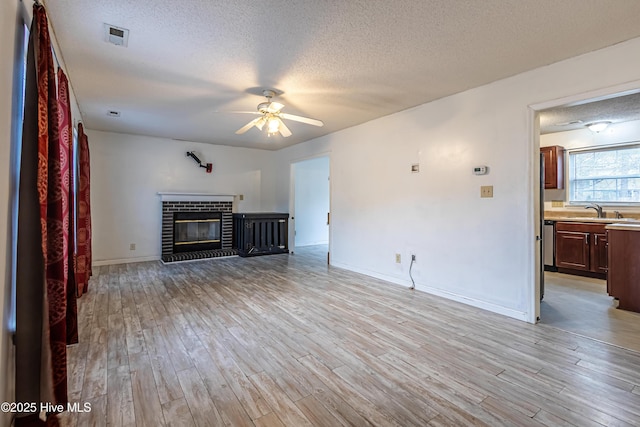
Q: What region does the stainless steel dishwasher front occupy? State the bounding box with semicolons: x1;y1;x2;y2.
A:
543;220;556;270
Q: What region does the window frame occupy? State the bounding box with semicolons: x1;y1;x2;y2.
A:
8;11;30;335
567;141;640;207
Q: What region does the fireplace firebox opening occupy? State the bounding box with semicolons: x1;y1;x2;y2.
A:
173;211;222;253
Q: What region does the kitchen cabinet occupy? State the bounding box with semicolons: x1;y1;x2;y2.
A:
606;224;640;312
555;221;608;278
593;231;608;274
541;145;564;189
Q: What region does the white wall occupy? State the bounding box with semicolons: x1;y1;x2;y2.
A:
0;1;20;421
541;119;640;213
272;36;640;322
88;130;276;264
294;156;330;247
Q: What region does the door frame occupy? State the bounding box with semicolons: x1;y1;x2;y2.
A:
528;80;640;323
288;152;331;258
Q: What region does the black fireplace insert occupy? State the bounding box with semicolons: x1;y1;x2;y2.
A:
173;211;222;253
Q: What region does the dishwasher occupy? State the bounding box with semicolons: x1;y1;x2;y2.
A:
543;220;556;271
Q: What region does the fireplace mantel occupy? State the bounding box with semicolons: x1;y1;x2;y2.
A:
157;192;235;202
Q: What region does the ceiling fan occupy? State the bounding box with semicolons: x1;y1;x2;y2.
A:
233;90;324;138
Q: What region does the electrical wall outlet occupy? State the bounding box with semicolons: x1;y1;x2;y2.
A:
480;185;494;198
395;253;401;263
551;200;564;207
129;243;136;251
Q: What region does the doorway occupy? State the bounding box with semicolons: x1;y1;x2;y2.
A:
290;156;330;259
531;85;640;349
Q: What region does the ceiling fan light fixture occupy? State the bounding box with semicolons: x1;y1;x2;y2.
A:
232;88;323;138
267;117;280;136
586;121;611;132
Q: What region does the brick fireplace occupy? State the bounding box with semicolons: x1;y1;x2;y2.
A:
159;193;236;262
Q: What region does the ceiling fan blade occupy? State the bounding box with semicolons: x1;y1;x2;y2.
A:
267;102;285;113
235;117;262;134
277;119;292;137
223;111;263;115
255;116;267;131
280;113;324;127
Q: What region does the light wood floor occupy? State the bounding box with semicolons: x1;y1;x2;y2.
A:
59;246;640;426
541;272;640;352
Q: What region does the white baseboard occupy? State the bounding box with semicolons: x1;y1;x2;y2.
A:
93;255;160;266
295;241;329;247
330;261;529;322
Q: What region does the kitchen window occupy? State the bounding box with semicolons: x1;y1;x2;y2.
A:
569;143;640;205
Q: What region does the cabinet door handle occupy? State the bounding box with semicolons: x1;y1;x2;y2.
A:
595;234;598;245
585;233;589;245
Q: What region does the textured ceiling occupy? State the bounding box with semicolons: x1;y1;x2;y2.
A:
539;92;640;134
45;0;640;150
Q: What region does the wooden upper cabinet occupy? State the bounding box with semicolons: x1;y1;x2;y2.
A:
541;145;564;189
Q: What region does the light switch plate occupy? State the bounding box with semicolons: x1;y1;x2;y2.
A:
481;185;493;198
551;200;563;207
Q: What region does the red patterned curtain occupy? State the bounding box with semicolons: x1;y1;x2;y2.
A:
15;4;71;426
76;123;92;296
57;69;78;345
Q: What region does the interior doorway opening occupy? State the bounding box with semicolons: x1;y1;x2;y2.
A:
290;156;330;260
531;84;640;350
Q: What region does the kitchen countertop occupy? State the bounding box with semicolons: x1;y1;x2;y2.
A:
606;223;640;231
546;217;640;224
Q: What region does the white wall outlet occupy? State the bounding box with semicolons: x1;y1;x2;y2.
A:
480;185;494;198
129;243;136;251
395;253;401;263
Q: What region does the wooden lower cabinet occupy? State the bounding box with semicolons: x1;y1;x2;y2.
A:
555;222;608;279
607;226;640;312
593;231;608;274
555;230;590;270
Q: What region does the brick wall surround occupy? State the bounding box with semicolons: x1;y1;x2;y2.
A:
161;201;233;260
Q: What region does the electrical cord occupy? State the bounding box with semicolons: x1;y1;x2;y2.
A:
409;256;415;290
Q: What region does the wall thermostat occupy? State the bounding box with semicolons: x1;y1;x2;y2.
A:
473;166;488;175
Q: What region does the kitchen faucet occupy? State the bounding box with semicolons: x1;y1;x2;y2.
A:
585;203;605;218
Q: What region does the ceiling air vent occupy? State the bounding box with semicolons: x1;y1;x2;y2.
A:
104;24;129;47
